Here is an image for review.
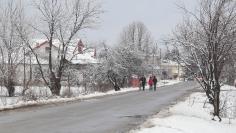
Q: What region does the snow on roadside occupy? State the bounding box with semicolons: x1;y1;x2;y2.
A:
0;80;181;111
157;80;182;87
130;85;236;133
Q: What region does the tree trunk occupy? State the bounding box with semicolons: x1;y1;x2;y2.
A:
205;84;214;104
8;86;15;97
108;76;120;91
213;83;221;121
113;79;120;91
5;80;15;97
50;74;61;96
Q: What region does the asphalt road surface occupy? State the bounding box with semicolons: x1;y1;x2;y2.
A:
0;81;199;133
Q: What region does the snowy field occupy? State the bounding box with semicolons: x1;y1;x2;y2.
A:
0;80;181;111
130;85;236;133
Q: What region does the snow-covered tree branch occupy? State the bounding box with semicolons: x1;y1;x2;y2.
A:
169;0;236;121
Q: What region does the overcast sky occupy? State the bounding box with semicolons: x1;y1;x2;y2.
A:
1;0;197;45
82;0;197;45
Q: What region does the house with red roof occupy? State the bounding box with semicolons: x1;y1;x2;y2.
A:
15;39;98;85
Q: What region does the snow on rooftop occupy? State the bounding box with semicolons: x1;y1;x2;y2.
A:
161;60;185;66
29;39;98;65
70;51;98;64
31;39;62;49
162;60;179;65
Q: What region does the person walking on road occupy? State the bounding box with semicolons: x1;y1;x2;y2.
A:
140;76;146;91
148;76;153;91
153;76;157;91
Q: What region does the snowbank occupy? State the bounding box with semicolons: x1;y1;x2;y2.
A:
131;85;236;133
0;80;182;111
157;80;182;87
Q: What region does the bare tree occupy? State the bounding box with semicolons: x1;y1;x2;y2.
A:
170;0;236;121
119;22;155;76
0;0;25;97
16;0;103;96
120;21;153;54
86;38;148;91
89;43;122;91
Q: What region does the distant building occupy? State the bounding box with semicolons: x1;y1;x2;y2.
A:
160;60;184;79
28;39;97;65
15;39;98;85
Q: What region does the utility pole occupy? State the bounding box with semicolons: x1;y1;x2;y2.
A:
23;48;26;90
177;49;180;80
159;48;162;79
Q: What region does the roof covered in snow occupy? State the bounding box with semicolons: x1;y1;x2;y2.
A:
28;39;98;65
70;52;98;64
161;60;185;66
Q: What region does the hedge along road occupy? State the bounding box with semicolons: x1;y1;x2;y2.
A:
0;81;199;133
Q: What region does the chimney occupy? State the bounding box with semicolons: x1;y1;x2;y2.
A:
94;48;97;58
78;40;84;54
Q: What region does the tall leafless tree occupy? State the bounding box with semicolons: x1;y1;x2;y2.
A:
0;0;25;97
16;0;103;96
120;21;153;54
170;0;236;121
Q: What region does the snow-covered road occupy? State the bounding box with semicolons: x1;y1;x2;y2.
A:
0;81;199;133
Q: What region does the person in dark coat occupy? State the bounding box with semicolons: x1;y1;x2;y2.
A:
153;76;158;91
139;76;146;91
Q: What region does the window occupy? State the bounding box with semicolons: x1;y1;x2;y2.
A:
45;47;50;52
